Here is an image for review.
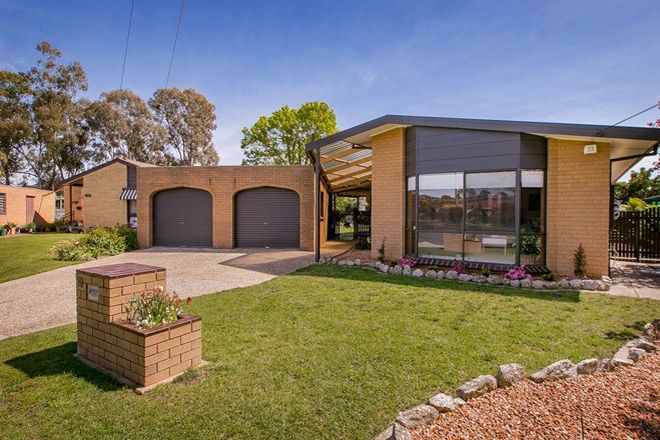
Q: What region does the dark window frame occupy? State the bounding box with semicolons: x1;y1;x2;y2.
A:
0;193;6;215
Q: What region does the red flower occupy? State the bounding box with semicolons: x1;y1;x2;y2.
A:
175;298;181;307
186;297;192;304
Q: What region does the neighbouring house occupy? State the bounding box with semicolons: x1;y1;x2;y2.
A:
306;115;660;277
0;184;56;227
58;158;158;229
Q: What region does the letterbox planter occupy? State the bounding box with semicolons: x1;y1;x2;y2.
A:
75;263;203;393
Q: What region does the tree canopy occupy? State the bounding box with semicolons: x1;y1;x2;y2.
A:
614;167;660;203
0;42;219;187
240;101;338;165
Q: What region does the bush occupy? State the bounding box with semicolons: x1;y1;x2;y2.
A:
399;256;417;268
50;225;136;261
542;272;557;281
355;236;370;250
125;286;191;328
573;244;587;278
481;268;492;277
520;234;541;255
505;266;531;281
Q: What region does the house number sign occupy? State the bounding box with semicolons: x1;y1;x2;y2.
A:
87;285;99;302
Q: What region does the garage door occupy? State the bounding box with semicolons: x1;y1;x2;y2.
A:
153;188;212;247
235;187;300;248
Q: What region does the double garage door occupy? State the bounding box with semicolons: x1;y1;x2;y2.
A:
152;187;299;248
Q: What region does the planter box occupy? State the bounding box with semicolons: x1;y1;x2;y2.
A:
75;263;203;391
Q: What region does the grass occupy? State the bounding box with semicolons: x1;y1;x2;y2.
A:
0;233;78;283
1;265;659;439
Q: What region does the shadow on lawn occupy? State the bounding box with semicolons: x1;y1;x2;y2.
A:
4;341;123;392
294;265;581;303
604;320;648;341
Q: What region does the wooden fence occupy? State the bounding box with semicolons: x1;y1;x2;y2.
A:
610;206;660;261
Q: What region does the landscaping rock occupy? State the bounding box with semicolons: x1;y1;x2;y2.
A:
374;423;412;440
473;275;487;283
532;280;545;289
545;281;559;289
529;359;577;383
445;270;458;280
496;363;526;388
403;266;412;276
628;347;646;362
331;258;338;264
456;375;497;401
391;265;403;275
338;260;354;266
576;358;601;375
354;259;362;266
600;275;612;285
628;338;656;352
427;392;456;413
642;323;657;341
509;279;520;288
582;280;599;291
597;358;615;372
611;356;634;367
458;274;473;282
558;279;570;289
425;269;437;278
436;270;445;279
569;279;583;289
412;269;424;278
487;275;502;285
520;279;532;288
500;279;510;286
395;404;439;429
453;398;467;406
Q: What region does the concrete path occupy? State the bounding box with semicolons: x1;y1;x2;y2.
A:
608;261;660;300
0;244;352;339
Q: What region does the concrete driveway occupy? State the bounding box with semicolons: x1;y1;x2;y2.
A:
0;247;336;339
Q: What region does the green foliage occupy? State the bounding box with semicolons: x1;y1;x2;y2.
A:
377;237;386;263
334;196;356;215
49;226;135;261
0;70;32;185
481;268;492;277
541;272;557;281
573;244;587;278
520;234;541;255
125;286;189;328
614;167;660;203
624;197;648;211
240;101;338;165
355;236;370;250
115;224;139;250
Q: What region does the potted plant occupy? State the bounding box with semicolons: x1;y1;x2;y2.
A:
4;222;17;235
520;234;541;265
0;226;6;236
24;222;37;233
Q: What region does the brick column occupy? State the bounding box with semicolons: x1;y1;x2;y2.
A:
76;263;203;388
371;127;406;260
546;139;611;277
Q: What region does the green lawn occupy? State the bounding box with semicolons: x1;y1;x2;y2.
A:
1;265;658;439
0;233;77;283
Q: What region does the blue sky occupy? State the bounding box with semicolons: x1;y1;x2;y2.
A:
1;0;658;171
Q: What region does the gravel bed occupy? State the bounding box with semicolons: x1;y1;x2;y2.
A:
413;351;660;439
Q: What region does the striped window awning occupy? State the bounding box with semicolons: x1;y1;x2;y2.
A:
120;188;137;200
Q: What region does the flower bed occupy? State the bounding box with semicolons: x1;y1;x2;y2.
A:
322;257;611;292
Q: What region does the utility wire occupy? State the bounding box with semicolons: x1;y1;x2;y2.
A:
165;0;185;88
119;0;135;90
597;101;660;136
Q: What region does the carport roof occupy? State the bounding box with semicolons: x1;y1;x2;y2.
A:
306;114;660;183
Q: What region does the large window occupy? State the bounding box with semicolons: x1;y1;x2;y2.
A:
409;169;545;266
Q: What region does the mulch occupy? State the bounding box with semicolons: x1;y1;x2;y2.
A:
413;352;660;439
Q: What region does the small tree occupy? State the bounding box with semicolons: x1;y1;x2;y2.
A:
377;237;386;263
573;244;587;278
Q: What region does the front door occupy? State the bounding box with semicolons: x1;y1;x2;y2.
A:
25;196;35;224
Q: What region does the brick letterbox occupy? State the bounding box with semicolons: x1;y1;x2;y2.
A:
75;263;202;391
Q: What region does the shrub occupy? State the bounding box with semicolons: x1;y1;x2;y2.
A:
505;266;531;281
355;236;371;250
399;256;417;268
50;226;135;261
573;244;587;278
481;268;492;277
377;238;386;263
542;272;557;282
125;286;191;329
520;234;541;255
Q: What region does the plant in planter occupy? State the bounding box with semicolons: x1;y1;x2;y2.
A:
520;234;541;264
481;268;492;277
125;286;192;329
24;222;37;233
505;266;531;281
399;256;417;268
4;222;17;235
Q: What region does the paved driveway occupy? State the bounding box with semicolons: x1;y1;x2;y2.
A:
0;247;325;339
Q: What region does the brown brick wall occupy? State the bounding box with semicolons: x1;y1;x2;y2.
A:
546;139;611;277
371;128;406;259
76;267;203;387
62;184;83;223
0;184;55;226
82;162;128;228
137;166;315;250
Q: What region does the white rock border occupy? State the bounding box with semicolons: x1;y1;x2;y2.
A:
373;318;659;439
318;258;611;291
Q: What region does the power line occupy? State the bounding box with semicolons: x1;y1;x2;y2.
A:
165;0;185;88
597;100;660;137
119;0;135;90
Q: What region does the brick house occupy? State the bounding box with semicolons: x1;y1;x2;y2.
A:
306;115;660;277
0;184;56;227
